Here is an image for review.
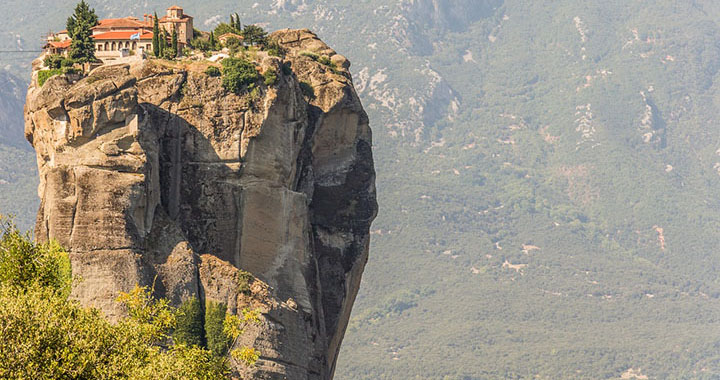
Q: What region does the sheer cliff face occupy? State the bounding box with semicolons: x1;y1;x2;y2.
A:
24;29;377;379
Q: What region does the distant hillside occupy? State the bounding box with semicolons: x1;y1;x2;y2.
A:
3;1;720;379
0;71;28;148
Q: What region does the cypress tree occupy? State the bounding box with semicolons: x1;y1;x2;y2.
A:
174;297;205;347
233;13;241;31
209;31;216;50
67;0;98;63
204;301;230;357
171;25;178;58
159;29;167;55
152;12;160;57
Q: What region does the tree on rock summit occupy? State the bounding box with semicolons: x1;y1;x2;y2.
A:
66;0;98;63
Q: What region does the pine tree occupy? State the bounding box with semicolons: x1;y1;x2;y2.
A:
171;25;178;58
241;25;268;47
66;0;98;63
152;12;160;57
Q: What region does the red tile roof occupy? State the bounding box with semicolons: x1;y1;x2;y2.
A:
93;17;150;29
47;40;72;49
92;31;153;40
158;15;193;23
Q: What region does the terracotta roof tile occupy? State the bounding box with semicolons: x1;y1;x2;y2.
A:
46;40;72;49
92;31;153;40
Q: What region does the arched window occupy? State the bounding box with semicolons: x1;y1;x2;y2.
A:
132;41;137;50
111;41;116;50
104;42;109;51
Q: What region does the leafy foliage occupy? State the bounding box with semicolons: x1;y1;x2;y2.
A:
232;347;260;367
213;23;240;37
241;24;268;46
221;58;259;94
205;66;221;77
263;68;278;86
37;69;63;87
0;219;228;379
43;55;73;69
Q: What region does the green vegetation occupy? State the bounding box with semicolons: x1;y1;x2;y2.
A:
205;66;221;77
263;68;278;86
236;269;253;295
152;11;160;57
43;54;74;69
240;24;268;47
233;347;260;367
66;1;98;63
174;297;205;347
171;25;178;58
204;301;230;357
37;69;63;87
0;219;227;378
221;58;260;94
224;37;242;55
266;39;286;57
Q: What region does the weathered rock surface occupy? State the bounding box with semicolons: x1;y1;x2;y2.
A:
25;29;377;379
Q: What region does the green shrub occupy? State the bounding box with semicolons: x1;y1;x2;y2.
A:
161;47;176;60
221;58;260;94
263;68;278;86
60;58;75;68
232;347;260;367
299;81;315;100
205;301;230;357
299;51;337;72
174;297;205;347
266;39;286;57
236;269;253;295
0;218;70;294
37;69;63;87
43;54;64;69
0;218;228;379
299;51;320;61
224;37;242;55
317;55;333;67
205;66;221;77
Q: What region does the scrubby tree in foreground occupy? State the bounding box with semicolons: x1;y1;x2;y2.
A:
0;218;260;378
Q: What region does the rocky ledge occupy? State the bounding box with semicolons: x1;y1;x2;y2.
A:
24;29;377;379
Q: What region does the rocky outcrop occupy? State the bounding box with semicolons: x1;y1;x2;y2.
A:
25;29;377;379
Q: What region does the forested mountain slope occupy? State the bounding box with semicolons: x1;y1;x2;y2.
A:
3;1;720;378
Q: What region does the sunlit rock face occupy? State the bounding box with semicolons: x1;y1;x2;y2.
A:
25;29;377;379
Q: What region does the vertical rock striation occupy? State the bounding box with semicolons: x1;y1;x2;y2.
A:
24;29;377;379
